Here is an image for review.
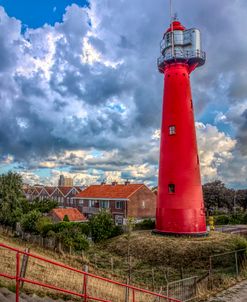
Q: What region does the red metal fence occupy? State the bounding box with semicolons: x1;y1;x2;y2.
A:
0;243;181;302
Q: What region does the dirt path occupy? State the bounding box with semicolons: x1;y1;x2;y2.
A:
207;280;247;302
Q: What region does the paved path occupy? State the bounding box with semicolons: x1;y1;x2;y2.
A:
207;280;247;302
0;287;73;302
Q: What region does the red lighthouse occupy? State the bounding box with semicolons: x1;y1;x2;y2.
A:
155;17;207;236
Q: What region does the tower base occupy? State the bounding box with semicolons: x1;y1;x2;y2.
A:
152;229;208;237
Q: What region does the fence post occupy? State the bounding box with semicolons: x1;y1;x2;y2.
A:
132;288;135;302
111;257;114;272
125;278;129;302
20;248;30;289
209;256;212;290
83;265;88;302
152;268;155;291
235;251;239;276
16;252;20;302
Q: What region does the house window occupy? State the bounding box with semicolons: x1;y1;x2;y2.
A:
89;200;96;207
78;199;83;205
100;200;109;209
115;201;124;210
169;125;176;135
168;184;175;194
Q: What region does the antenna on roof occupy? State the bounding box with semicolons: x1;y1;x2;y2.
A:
169;0;175;58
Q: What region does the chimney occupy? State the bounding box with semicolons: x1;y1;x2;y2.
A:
112;181;118;186
124;180;130;185
101;181;106;185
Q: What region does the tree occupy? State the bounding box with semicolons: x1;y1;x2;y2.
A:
30;198;58;213
0;172;28;227
35;216;53;235
21;210;42;233
202;180;234;212
63;215;70;222
236;190;247;211
89;210;122;242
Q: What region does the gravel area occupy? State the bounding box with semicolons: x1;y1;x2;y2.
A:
0;287;73;302
207;280;247;302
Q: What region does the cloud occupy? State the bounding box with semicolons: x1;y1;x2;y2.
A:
0;1;247;187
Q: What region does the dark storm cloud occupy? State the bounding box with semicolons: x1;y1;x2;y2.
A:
0;0;247;186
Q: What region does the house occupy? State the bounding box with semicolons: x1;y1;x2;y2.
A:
51;186;83;207
73;182;156;224
50;208;87;223
23;186;83;205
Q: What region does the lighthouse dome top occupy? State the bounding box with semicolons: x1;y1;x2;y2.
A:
165;20;185;34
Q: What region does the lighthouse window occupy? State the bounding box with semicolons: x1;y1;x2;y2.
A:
168;184;175;194
169;125;176;135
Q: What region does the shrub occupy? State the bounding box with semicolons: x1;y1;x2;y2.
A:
63;215;70;222
135;218;155;230
21;210;42;233
89;210;122;242
35;216;53;235
30;198;58;213
56;227;90;251
214;215;230;225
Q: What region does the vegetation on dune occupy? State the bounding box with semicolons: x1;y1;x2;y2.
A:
89;210;123;242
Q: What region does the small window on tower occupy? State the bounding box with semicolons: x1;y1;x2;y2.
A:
168;184;175;194
169;125;176;135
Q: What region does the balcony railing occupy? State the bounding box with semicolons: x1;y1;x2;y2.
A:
82;207;100;214
157;49;206;68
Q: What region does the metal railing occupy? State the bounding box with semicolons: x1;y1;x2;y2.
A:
0;243;181;302
157;50;206;67
166;276;197;302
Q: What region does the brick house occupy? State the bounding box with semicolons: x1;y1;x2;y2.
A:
50;208;87;222
73;182;156;224
51;186;82;207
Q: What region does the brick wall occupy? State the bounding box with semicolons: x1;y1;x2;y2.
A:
127;185;156;218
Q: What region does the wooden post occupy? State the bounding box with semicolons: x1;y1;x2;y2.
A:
125;277;129;302
20;248;30;289
82;265;88;302
152;268;155;291
111;257;114;272
209;256;213;290
235;252;239;276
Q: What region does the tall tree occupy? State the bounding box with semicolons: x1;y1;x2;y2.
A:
0;172;28;227
203;180;235;212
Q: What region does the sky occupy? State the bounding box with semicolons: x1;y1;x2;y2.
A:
0;0;246;188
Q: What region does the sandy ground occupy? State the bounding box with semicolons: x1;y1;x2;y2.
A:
207;280;247;302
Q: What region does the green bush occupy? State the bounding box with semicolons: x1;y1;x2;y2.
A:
63;215;70;222
89;210;122;242
21;210;42;233
214;213;247;225
56;226;90;251
35;216;53;235
135;218;155;230
30;198;58;213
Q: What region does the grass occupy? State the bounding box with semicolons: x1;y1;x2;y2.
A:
1;230;247;301
0;233;167;302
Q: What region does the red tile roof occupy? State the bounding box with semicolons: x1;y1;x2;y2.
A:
75;184;144;199
34;186;43;193
51;208;86;222
44;187;56;195
57;186;73;196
